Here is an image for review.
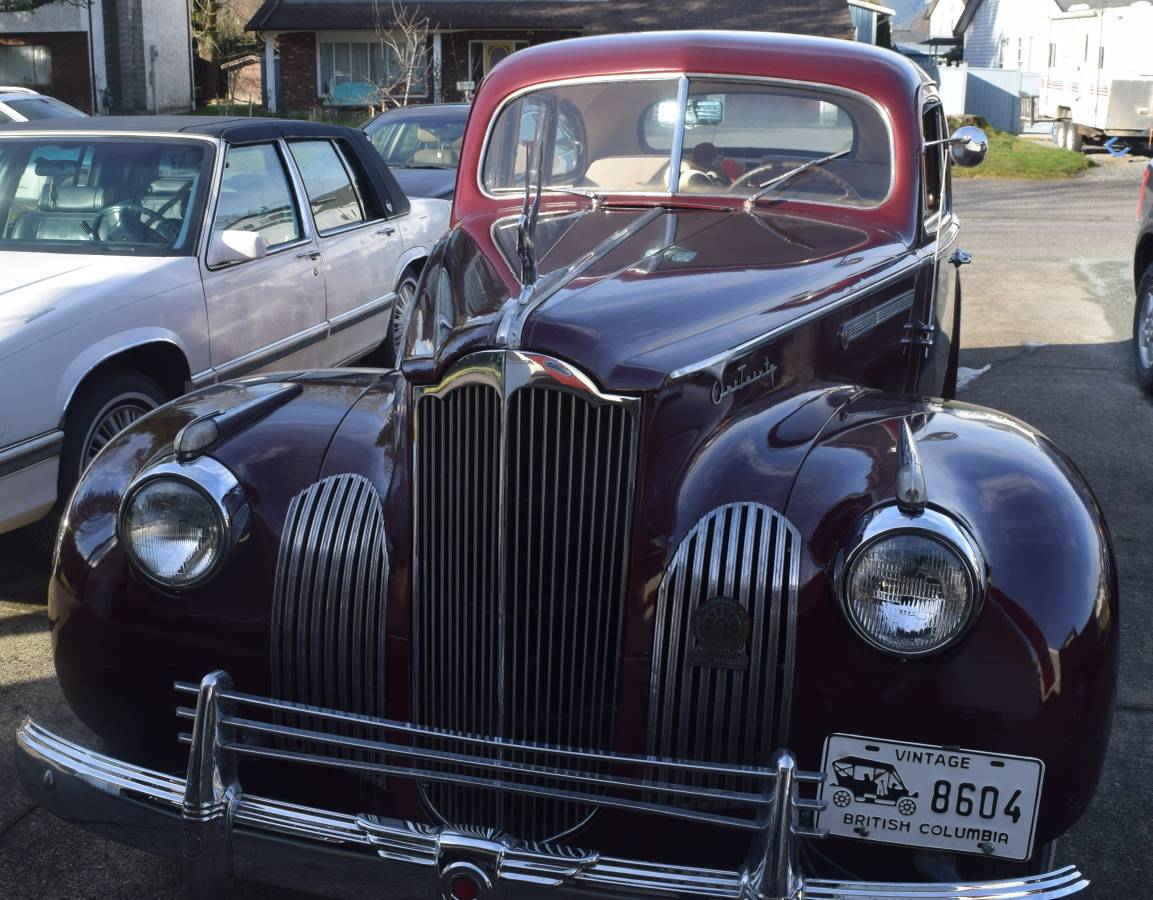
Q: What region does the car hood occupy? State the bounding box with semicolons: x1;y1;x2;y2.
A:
391;166;457;200
405;205;911;391
0;251;196;357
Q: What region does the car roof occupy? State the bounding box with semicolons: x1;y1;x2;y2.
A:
370;103;470;122
0;115;359;141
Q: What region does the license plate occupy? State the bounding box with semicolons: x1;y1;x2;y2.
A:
817;734;1044;860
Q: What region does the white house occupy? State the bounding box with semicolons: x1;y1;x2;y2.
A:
953;0;1059;70
0;0;194;114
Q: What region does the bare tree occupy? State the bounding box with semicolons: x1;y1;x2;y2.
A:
371;0;432;109
191;0;257;65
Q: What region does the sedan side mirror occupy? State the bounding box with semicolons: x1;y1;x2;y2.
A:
949;126;988;168
207;230;268;268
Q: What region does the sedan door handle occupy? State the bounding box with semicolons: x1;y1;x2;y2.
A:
376;227;397;237
296;250;322;260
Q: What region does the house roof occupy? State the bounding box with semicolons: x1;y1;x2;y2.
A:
952;0;983;36
247;0;855;38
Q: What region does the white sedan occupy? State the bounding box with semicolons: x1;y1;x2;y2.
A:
0;116;449;543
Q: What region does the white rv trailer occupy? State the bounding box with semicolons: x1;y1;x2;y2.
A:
1036;0;1153;151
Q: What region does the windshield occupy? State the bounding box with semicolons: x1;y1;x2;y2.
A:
366;110;466;168
482;78;892;207
5;96;87;120
0;137;211;255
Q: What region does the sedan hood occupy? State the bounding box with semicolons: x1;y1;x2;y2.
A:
0;251;196;358
408;205;911;391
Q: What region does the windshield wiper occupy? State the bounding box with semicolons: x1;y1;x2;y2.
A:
743;148;852;213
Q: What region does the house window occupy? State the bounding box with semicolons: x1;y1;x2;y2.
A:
0;45;52;87
317;33;428;106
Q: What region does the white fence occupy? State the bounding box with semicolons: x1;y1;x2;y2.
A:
926;63;1037;134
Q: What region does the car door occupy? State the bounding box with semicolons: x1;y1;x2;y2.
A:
911;99;963;398
200;140;327;380
286;137;400;365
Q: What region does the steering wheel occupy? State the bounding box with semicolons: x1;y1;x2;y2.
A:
94;202;177;244
729;159;861;203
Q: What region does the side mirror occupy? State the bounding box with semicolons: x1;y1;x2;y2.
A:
207;230;268;267
949;126;988;168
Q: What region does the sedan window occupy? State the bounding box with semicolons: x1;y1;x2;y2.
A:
213;143;302;248
288;140;366;233
0;137;209;255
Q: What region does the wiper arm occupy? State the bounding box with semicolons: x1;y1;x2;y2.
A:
743;148;852;213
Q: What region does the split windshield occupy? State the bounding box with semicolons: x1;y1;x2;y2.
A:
482;77;892;207
0;137;211;255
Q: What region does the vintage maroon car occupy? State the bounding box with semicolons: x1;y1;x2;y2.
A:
17;31;1115;900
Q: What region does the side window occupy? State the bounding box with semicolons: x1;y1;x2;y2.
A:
288;140;366;234
921;102;949;230
213;143;302;248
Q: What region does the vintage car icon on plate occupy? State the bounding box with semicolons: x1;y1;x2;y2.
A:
15;28;1111;900
830;756;919;815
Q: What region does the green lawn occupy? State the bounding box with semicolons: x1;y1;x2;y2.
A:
952;129;1093;180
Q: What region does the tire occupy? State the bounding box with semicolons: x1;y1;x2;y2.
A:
832;789;853;808
25;371;167;556
390;271;421;364
897;797;917;817
1134;263;1153;395
1051;121;1066;147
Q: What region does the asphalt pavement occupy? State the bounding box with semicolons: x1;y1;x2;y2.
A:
0;155;1150;897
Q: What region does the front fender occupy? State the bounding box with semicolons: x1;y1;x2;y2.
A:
784;394;1118;845
49;370;382;764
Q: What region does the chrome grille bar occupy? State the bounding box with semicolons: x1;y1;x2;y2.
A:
412;351;640;841
648;502;802;803
271;473;389;728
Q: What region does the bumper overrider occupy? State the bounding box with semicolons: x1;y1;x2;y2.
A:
16;672;1087;900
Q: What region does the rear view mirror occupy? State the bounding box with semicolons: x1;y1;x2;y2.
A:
207;230;268;267
949;126;988;168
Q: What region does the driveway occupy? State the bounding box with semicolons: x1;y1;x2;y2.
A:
0;160;1148;897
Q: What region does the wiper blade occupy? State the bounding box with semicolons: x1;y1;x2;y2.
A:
743;148;852;213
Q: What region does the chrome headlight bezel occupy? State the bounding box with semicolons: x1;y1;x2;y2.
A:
834;506;986;658
117;456;250;590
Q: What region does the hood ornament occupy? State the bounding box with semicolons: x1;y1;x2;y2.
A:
895;417;927;516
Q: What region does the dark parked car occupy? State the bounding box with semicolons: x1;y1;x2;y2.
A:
1134;156;1153;391
18;31;1115;900
363;102;469;200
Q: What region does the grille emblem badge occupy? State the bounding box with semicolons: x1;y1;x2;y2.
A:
689;597;752;670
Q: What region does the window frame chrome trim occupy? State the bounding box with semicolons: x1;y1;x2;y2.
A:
117;456;250;591
833;504;987;659
476;72;898;212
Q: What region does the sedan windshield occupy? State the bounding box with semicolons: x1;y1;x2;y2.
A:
0;137;211;255
366;110;466;168
482;78;892;207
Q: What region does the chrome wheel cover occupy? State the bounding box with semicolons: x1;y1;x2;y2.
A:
81;394;154;472
1140;290;1153;370
393;277;418;355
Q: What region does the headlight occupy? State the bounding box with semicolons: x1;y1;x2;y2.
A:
119;457;249;589
837;507;984;657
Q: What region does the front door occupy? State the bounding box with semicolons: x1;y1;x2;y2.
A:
201;141;327;379
286;138;400;365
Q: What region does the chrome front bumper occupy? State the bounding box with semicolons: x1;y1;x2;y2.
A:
15;672;1089;900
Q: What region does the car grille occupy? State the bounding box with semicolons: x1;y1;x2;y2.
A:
412;352;639;841
647;502;801;805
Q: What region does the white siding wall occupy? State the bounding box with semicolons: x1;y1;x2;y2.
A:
963;0;1058;70
141;0;192;112
928;0;966;39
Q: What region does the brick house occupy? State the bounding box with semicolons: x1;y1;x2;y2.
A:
0;0;194;114
247;0;882;114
